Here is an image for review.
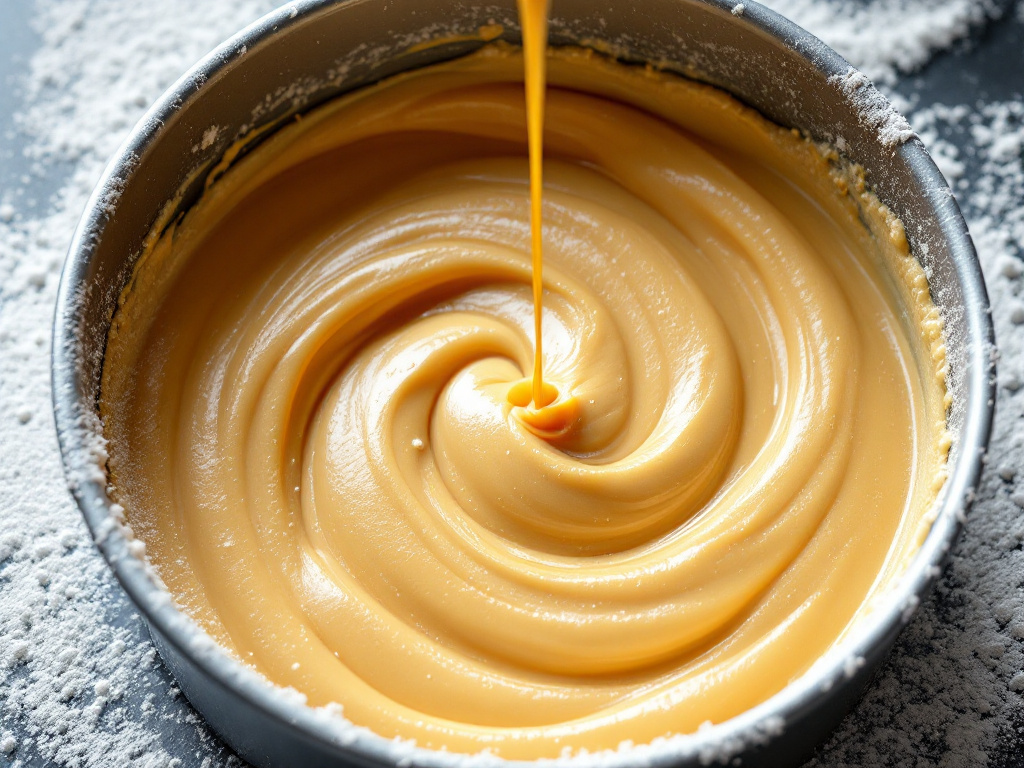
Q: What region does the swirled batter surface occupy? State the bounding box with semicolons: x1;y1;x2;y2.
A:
101;47;949;758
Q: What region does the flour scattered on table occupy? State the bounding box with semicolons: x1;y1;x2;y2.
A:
0;0;1022;767
762;0;1002;84
0;1;277;766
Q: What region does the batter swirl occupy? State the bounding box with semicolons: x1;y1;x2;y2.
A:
101;47;949;757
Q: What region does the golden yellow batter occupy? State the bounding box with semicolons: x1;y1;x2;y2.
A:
100;46;949;758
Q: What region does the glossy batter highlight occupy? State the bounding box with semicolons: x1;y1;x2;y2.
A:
101;47;949;758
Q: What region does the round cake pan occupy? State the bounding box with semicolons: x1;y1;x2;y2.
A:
53;1;996;766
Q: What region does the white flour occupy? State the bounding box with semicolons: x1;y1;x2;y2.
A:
0;1;1021;766
765;0;1002;84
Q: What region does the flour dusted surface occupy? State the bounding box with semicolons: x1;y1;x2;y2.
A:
1;0;1022;766
0;2;279;766
765;0;1003;85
